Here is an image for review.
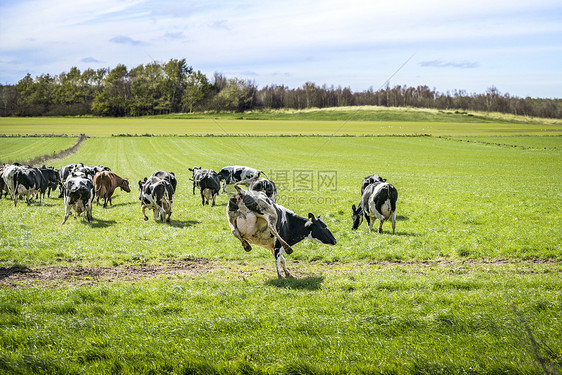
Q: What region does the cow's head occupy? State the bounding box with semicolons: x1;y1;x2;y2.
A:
306;213;337;245
121;178;131;193
351;204;363;230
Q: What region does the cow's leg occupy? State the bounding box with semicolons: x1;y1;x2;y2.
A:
263;213;293;254
141;205;149;221
378;219;384;233
212;193;216;206
200;191;205;206
61;197;71;224
228;213;252;252
367;215;375;232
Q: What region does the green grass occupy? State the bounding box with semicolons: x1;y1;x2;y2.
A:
0;115;561;374
0;137;77;164
1;136;560;267
1;106;561;137
1;263;561;374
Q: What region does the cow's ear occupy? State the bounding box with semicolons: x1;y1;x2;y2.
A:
188;168;193;171
308;213;315;221
352;204;357;211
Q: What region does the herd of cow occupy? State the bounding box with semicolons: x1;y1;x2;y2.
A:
0;163;398;278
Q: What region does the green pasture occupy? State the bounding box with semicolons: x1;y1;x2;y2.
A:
0;114;561;373
1;106;561;137
0;137;76;164
1;263;560;374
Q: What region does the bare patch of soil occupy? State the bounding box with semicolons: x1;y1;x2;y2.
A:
0;259;222;288
1;258;559;289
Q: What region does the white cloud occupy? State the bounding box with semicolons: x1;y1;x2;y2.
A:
0;0;561;96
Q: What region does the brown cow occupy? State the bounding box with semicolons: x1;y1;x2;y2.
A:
93;171;131;208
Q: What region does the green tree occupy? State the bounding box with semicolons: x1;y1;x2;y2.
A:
183;70;210;113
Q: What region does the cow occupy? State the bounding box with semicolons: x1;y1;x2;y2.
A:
4;166;45;206
58;163;84;198
361;173;387;195
245;178;277;202
352;181;398;234
188;166;205;195
0;166;7;199
1;164;20;204
93;171;131;208
217;166;263;193
227;185;337;278
197;170;221;206
152;170;177;194
38;166;60;199
61;176;95;224
138;172;175;223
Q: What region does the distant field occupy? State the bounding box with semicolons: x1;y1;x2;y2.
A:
1;107;560;137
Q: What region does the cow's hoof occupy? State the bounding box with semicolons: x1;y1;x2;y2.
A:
285;247;294;255
143;217;148;221
243;244;252;252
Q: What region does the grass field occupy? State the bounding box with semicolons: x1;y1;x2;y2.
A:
0;110;561;374
1;107;561;137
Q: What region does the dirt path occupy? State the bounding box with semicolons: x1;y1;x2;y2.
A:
22;134;87;166
1;258;559;288
0;259;221;288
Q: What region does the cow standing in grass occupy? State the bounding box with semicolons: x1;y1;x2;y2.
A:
62;175;95;224
93;171;131;208
197;170;221;206
352;181;398;234
138;171;175;223
227;184;336;278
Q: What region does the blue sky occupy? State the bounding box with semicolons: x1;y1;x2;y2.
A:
1;0;561;98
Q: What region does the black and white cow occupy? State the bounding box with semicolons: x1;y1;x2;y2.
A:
4;166;46;206
239;178;277;202
198;170;221;206
217;166;263;193
61;175;95;224
227;185;337;278
138;173;175;223
58;163;84;198
1;164;21;205
352;181;398;234
38;166;60;199
189;166;214;195
361;173;387;195
152;170;177;194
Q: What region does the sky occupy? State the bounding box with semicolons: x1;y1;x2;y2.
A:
1;0;561;98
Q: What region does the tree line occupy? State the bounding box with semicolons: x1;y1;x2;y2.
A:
1;58;560;118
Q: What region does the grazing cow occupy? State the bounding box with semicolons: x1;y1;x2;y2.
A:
217;166;263;193
38;166;60;198
227;185;337;278
197;170;221;206
152;170;177;194
361;173;387;195
62;176;95;224
138;176;174;222
352;181;398;234
188;166;204;195
93;171;131;208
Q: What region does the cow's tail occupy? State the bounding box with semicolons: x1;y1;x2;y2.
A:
259;170;268;179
